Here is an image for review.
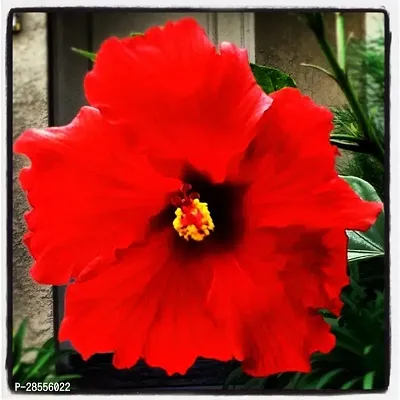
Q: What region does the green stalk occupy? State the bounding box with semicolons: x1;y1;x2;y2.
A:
330;134;364;142
305;13;385;164
335;12;346;70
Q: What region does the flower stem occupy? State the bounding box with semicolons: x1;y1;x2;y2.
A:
335;12;346;70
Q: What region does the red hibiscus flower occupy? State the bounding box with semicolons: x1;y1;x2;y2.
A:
14;18;382;377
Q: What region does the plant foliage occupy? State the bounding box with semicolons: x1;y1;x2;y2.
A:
334;35;385;199
12;319;81;387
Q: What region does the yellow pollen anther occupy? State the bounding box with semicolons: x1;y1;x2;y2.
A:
173;198;215;242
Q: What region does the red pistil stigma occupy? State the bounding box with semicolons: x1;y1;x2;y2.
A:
171;196;183;207
172;183;199;207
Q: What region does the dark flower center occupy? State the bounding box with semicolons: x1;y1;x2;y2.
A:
150;165;247;258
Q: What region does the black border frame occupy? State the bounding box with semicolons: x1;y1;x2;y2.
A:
6;7;391;395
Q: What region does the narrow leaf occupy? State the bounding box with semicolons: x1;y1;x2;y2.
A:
363;345;373;355
71;47;96;61
335;338;363;356
223;367;246;389
45;374;82;383
242;377;267;389
335;12;346;70
341;377;362;389
34;338;54;364
22;351;55;384
330;133;364;143
12;363;21;376
315;368;345;389
285;372;304;389
13;319;28;367
300;63;336;80
294;369;324;389
330;139;362;150
363;371;375;389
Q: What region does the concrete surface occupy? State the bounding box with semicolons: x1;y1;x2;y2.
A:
255;12;365;107
12;13;53;346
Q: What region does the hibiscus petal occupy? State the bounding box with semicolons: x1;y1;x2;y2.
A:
240;306;335;377
275;228;349;316
14;107;181;284
84;17;272;183
59;230;233;375
242;87;382;231
206;229;338;377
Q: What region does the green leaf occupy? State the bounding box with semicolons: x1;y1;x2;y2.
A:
44;374;82;383
335;12;346;70
323;316;339;329
363;371;375;389
363;344;373;355
250;63;296;94
241;377;267;389
315;368;345;389
348;262;360;284
22;349;56;384
71;47;96;61
130;31;144;37
341;377;362;389
342;175;382;203
223;367;247;389
334;338;363;356
341;176;384;263
13;362;31;382
13;319;28;373
333;325;361;344
285;372;304;389
293;369;324;389
12;363;21;376
33;338;54;364
330;133;364;142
